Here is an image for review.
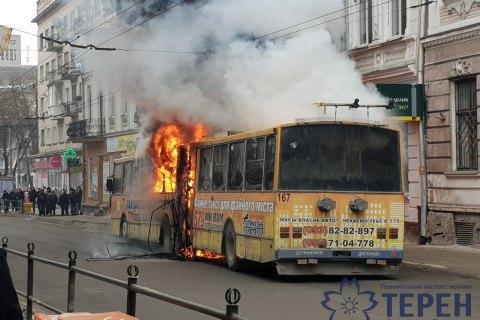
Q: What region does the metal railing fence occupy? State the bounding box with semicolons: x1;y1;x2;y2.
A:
1;237;249;320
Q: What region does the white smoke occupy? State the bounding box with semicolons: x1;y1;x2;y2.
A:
85;0;387;132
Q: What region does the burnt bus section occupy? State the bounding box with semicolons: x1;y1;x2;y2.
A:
173;145;196;254
279;124;401;193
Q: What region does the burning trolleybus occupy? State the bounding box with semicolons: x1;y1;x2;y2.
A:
112;120;405;275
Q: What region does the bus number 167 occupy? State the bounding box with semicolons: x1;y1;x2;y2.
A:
277;193;291;202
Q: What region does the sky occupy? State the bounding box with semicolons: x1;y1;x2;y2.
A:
0;0;38;65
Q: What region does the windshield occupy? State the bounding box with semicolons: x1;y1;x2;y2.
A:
279;124;401;192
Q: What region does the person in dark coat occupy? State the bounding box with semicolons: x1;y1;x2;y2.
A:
59;189;69;216
0;248;23;320
36;189;46;216
9;190;16;212
45;187;53;215
69;188;76;215
29;187;38;214
1;190;9;213
51;190;58;215
75;186;83;215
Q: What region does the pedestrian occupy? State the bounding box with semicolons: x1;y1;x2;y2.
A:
75;186;82;215
29;187;38;214
51;190;58;215
59;189;69;216
8;190;16;213
37;189;46;216
46;187;54;215
1;190;9;213
69;188;76;215
15;189;23;212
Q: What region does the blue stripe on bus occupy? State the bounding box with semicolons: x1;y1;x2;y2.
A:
276;249;403;260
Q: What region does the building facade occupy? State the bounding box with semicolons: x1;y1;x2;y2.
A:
32;0;84;190
33;0;142;214
346;0;425;242
422;0;480;246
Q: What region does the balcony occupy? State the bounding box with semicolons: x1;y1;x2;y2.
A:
46;69;62;86
48;103;67;119
67;118;105;141
60;66;81;81
65;100;83;116
45;34;63;52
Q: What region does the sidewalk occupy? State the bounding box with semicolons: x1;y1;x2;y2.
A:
404;242;480;279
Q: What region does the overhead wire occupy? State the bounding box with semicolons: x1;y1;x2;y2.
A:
4;0;404;119
0;0;145;107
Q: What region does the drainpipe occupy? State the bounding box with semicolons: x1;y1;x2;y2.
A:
417;0;428;240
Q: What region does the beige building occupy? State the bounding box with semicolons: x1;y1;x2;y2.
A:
32;0;142;214
346;0;425;242
32;0;84;190
422;0;480;246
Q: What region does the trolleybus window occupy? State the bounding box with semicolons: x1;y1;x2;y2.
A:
199;147;213;192
113;162;123;194
123;162;133;194
265;136;276;191
245;138;265;191
213;145;227;191
228;141;245;191
279;124;401;192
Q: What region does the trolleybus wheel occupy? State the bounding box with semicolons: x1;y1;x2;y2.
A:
159;217;173;253
225;223;241;271
120;215;128;238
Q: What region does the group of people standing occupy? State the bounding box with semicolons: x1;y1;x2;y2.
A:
1;186;83;216
1;189;25;213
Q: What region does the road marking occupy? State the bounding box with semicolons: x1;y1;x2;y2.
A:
402;260;447;269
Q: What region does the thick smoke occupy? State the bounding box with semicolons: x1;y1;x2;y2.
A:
85;0;387;132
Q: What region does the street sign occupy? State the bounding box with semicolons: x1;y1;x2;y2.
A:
50;155;62;168
377;84;425;121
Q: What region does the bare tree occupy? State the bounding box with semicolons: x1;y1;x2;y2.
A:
0;66;38;187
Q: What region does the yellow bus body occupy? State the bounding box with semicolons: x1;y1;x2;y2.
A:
192;121;405;275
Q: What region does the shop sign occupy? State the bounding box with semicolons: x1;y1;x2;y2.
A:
34;155;63;169
377;84;425;121
67;159;81;167
107;134;137;154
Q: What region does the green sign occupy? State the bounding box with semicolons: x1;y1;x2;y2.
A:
63;148;77;159
377;84;425;121
67;159;81;167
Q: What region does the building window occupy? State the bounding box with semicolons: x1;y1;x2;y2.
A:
58;123;64;142
455;78;478;170
359;0;372;44
53;126;58;144
87;85;92;118
392;0;407;36
40;130;45;146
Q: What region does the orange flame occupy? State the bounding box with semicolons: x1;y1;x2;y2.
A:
181;246;195;260
147;122;207;193
195;249;225;260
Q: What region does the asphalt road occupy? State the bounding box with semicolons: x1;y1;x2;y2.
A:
1;215;478;320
